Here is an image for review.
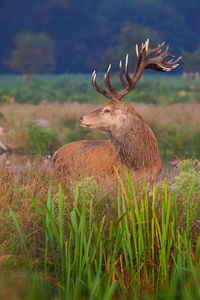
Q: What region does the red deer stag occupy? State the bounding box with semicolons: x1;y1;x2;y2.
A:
53;39;181;182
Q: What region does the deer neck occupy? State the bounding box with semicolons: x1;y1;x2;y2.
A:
109;118;160;170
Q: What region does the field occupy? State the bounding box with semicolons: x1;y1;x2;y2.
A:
0;75;200;299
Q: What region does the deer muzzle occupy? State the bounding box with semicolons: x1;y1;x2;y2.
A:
79;116;91;128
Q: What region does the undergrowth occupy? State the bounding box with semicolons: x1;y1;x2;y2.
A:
0;74;200;105
1;166;199;300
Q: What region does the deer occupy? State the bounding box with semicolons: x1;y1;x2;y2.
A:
53;39;181;183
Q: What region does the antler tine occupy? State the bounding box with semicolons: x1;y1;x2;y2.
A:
175;56;182;63
167;58;174;63
135;44;139;58
147;41;165;56
161;45;169;57
167;56;182;65
92;71;111;99
125;54;132;85
133;43;146;76
104;64;118;95
165;53;175;59
145;38;149;52
119;60;128;88
156;48;162;56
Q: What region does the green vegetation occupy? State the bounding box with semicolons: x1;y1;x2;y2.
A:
174;159;200;201
0;74;96;104
77;176;98;203
3;170;200;299
153;124;200;161
0;74;200;105
26;124;56;155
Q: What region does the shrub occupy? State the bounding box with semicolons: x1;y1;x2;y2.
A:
76;176;98;203
174;160;200;198
153;125;200;161
26;124;56;154
173;159;200;220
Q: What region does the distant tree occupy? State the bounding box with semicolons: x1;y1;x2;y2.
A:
181;47;200;73
4;33;55;76
99;23;161;70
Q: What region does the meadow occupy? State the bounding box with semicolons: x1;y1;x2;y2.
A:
0;101;200;161
0;75;200;299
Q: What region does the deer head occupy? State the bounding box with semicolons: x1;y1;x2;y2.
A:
79;39;181;136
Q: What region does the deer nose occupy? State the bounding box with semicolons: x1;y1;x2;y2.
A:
78;116;83;124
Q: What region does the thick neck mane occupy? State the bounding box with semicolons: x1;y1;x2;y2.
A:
109;111;160;170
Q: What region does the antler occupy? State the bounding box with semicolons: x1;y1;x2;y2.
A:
92;39;182;101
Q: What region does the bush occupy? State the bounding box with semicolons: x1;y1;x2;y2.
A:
173;159;200;219
26;124;56;154
76;176;98;203
153;125;200;161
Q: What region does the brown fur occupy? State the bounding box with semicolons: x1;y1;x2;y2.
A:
53;101;162;182
53;140;119;176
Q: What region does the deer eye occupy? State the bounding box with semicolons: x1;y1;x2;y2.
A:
104;108;111;113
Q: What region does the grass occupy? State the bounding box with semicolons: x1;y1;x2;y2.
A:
1;165;200;299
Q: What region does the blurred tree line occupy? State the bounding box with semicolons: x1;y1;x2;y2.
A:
181;48;200;73
4;33;55;77
0;0;200;74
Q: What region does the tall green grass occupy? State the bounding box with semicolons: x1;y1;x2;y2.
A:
8;172;200;299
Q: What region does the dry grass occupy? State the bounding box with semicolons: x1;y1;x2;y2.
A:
0;101;98;149
0;101;96;126
0;156;119;262
134;102;200;130
1;101;200;130
0;159;63;256
0;101;199;151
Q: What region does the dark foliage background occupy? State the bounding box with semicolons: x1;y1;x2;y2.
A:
0;0;200;74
